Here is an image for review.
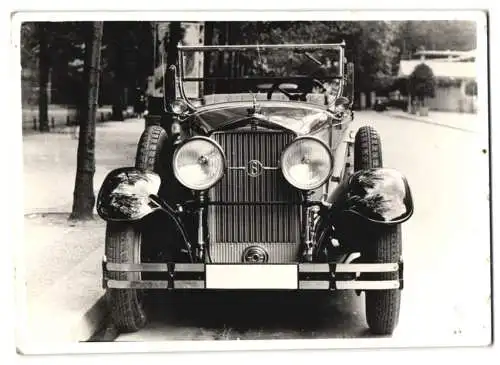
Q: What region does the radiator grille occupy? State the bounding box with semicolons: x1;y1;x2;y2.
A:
208;130;301;248
210;242;300;263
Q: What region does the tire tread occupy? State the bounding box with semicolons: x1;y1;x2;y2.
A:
105;222;146;332
105;126;168;333
354;125;383;170
135;125;167;172
354;125;401;336
364;226;402;335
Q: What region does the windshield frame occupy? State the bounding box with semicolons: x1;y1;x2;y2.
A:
176;42;347;111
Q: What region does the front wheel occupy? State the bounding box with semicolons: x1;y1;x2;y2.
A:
364;225;402;335
354;125;402;335
105;125;169;333
105;222;147;333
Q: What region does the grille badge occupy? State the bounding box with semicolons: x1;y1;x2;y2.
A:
242;246;269;263
246;160;264;177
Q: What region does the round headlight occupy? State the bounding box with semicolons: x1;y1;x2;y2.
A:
173;137;225;190
281;136;333;190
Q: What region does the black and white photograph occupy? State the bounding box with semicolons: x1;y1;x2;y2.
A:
11;9;492;356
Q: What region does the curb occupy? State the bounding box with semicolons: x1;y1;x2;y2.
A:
17;295;109;355
18;242;109;353
80;294;109;342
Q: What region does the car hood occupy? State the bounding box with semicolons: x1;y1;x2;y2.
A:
189;101;334;135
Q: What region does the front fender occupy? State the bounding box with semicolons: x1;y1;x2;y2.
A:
325;168;414;225
96;167;162;222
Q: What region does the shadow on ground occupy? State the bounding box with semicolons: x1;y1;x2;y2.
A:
95;288;377;342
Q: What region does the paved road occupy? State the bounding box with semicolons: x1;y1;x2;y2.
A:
96;111;491;346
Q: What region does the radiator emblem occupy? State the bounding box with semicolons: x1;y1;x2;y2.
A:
242;246;269;263
246;159;264;177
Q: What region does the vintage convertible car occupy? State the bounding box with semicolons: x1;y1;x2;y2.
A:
97;42;414;336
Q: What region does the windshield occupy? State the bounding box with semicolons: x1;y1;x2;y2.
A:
177;44;347;108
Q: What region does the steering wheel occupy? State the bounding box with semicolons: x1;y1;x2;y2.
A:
267;79;327;101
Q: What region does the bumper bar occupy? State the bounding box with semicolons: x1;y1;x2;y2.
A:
102;257;403;291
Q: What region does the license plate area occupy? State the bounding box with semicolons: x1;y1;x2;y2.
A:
205;264;298;289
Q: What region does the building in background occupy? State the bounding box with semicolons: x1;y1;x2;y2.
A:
397;49;477;113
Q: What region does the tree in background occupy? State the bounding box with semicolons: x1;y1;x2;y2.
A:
395;20;477;59
22;21;155;123
22;21;94;121
70;22;104;220
104;22;127;121
102;21;155;120
408;63;436;116
35;22;50;132
204;21;400;107
49;22;93;107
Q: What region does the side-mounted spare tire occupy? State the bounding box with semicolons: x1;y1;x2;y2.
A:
135;125;169;172
354;125;383;170
354;125;402;336
105;125;168;333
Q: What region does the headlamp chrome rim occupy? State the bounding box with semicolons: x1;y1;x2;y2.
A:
172;136;226;191
170;98;190;115
280;135;334;191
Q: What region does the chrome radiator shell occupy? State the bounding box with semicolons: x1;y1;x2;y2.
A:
208;130;301;263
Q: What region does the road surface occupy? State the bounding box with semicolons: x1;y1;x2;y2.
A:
94;111;492;347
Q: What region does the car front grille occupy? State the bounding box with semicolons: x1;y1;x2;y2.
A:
208;129;302;263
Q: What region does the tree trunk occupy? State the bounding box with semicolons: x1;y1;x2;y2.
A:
70;22;104;220
37;22;50;132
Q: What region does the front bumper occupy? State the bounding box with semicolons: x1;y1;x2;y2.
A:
102;257;404;291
